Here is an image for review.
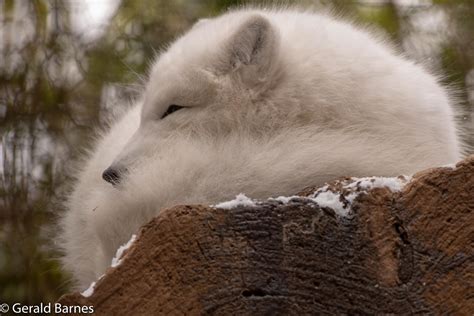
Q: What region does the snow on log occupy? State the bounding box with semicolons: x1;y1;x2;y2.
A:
57;155;474;315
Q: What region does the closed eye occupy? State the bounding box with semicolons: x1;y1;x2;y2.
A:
161;104;184;119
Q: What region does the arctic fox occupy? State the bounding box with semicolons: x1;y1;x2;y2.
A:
59;8;462;289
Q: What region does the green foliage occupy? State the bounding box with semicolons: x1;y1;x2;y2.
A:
441;46;467;86
357;3;400;39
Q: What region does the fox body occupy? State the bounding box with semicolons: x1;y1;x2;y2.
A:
59;8;461;289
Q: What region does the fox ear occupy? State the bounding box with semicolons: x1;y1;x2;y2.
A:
192;18;210;30
222;15;279;83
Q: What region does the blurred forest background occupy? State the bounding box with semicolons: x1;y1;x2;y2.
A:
0;0;473;305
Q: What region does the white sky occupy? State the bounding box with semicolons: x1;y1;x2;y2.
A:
70;0;121;41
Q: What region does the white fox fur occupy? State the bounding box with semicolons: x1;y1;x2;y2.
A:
59;8;462;289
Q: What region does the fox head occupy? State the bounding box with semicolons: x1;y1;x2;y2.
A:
102;14;289;185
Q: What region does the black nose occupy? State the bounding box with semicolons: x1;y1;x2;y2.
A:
102;167;121;185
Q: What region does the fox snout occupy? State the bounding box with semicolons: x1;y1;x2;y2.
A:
102;166;126;185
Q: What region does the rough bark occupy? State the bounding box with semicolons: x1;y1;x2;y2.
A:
57;156;474;315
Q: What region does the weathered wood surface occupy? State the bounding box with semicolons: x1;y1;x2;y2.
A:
58;156;474;315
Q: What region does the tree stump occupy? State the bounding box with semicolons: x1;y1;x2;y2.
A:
57;156;474;315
